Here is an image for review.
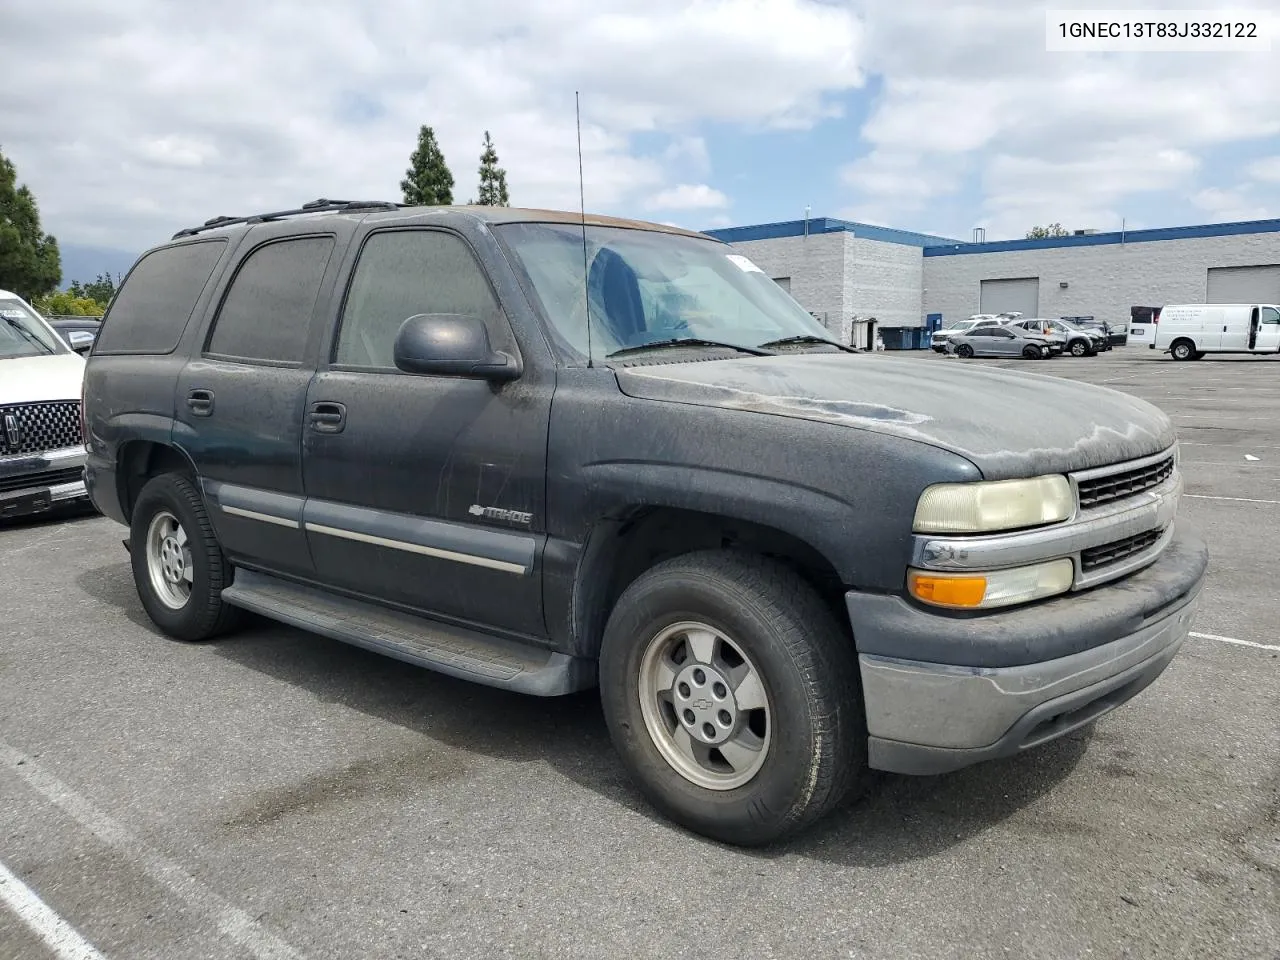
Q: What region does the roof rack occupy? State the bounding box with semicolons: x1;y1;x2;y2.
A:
171;198;406;239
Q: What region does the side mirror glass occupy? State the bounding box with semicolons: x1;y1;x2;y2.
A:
392;313;520;381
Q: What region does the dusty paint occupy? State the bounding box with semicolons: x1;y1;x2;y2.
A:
616;352;1176;479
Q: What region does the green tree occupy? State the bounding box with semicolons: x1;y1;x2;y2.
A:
32;290;103;317
74;272;120;307
0;147;61;300
400;126;454;206
1025;223;1069;239
476;131;510;206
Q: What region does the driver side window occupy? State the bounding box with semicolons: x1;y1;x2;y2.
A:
335;230;504;368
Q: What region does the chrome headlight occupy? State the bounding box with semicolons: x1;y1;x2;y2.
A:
914;476;1074;534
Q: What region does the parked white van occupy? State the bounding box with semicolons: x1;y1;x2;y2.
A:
1152;303;1280;360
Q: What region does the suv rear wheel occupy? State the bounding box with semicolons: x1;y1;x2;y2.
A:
130;473;240;641
598;551;866;846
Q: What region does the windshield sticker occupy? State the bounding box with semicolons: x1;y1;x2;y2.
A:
0;309;27;319
725;254;764;274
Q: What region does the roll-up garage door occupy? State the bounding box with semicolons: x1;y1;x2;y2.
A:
1206;265;1280;304
980;277;1039;317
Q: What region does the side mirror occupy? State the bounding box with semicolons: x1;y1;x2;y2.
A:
392;313;520;381
68;330;96;354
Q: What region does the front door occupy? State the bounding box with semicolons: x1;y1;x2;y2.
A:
1254;306;1280;352
301;227;552;640
174;233;337;577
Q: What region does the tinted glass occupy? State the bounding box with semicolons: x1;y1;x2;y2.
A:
336;230;501;368
96;240;225;354
496;223;831;359
0;297;63;358
1261;307;1280;324
207;236;334;363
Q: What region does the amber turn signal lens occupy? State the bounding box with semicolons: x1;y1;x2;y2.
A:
908;572;988;608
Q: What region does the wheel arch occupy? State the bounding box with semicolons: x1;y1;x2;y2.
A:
569;504;850;661
116;440;200;522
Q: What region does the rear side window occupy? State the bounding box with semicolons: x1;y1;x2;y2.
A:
335;230;502;368
206;236;334;364
96;240;226;354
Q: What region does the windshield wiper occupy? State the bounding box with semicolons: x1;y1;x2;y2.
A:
606;337;772;358
0;315;54;355
756;334;858;353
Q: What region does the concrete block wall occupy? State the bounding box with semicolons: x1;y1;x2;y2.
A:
723;232;848;333
844;237;924;328
923;233;1280;325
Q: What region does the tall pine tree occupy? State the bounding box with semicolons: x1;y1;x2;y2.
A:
0;147;61;301
400;126;454;206
476;131;510;206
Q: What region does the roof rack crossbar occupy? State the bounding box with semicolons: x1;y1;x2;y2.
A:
172;199;406;239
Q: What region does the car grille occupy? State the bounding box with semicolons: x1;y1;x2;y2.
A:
1077;454;1174;508
0;401;84;456
1080;528;1164;572
0;466;84;494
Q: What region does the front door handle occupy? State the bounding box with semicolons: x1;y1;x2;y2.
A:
308;401;347;434
186;389;215;417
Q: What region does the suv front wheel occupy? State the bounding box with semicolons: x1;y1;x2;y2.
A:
130;473;240;642
598;551;866;846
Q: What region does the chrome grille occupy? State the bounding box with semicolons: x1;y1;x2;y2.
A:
1080;528;1164;572
1077;455;1174;508
0;466;84;494
0;402;84;456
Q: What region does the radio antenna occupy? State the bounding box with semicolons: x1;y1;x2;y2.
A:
576;91;594;368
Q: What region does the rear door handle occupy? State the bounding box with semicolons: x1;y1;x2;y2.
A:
308;401;346;434
186;389;215;416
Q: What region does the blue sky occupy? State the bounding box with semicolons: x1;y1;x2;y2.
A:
3;0;1278;283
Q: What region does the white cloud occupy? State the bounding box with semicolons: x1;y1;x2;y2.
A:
645;183;730;211
1248;156;1280;184
1191;187;1277;224
0;0;863;252
841;0;1280;239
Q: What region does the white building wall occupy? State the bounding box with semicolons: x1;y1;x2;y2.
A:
844;237;924;328
922;233;1280;325
723;232;849;333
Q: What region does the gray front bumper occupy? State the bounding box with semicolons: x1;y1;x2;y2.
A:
851;524;1208;775
0;446;89;519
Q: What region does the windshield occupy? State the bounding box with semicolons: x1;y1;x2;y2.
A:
496;223;834;360
0;298;63;359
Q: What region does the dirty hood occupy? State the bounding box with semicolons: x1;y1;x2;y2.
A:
0;353;85;406
614;353;1176;479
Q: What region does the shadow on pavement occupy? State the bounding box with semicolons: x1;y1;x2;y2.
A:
75;558;1090;868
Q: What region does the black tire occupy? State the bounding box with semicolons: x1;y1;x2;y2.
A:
129;473;241;641
1171;339;1196;361
1069;339;1089;357
598;551;866;847
1022;345;1040;359
1193;351;1207;360
956;344;974;359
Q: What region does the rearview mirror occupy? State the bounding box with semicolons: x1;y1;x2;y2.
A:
393;313;520;381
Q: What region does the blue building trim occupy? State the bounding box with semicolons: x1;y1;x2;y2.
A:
703;217;960;248
923;218;1280;256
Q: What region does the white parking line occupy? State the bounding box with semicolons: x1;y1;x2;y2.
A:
0;743;305;960
1183;494;1280;504
1190;632;1280;652
0;858;107;960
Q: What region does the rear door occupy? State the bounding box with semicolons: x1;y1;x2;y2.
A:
300;226;552;639
174;225;346;577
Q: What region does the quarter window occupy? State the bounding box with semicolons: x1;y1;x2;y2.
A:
206;236;334;363
335;230;502;368
96;240;226;354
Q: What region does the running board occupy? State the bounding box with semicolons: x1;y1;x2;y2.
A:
221;570;594;696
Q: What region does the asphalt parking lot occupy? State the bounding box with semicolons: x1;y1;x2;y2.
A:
1;347;1277;960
